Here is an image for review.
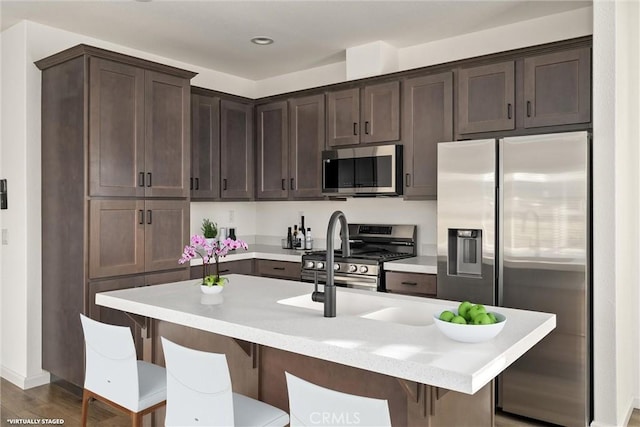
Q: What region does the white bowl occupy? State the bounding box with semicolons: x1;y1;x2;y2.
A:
433;309;506;343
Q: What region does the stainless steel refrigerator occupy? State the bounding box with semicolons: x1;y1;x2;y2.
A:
437;131;591;426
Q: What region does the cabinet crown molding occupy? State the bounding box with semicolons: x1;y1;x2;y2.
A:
35;43;197;80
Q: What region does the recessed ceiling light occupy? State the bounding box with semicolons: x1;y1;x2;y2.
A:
251;36;274;46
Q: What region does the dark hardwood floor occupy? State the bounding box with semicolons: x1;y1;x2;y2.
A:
2;378;639;426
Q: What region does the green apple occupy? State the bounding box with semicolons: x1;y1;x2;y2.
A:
458;301;473;319
472;313;493;325
439;310;455;322
487;313;498;324
467;304;487;321
451;315;467;324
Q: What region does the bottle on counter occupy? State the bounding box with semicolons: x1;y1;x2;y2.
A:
293;225;299;249
299;216;305;249
286;227;293;249
305;227;313;250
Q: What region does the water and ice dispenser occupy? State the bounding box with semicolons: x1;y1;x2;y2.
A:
447;229;482;277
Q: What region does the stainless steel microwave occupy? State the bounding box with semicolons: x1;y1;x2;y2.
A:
322;144;403;196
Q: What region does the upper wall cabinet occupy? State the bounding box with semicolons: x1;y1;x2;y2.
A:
327;81;400;147
457;46;591;135
523;47;591;128
458;61;515;134
402;72;453;199
89;57;190;198
191;94;220;199
221;99;254;200
256;101;289;199
256;94;325;200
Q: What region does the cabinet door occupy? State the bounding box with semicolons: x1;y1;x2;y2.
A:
327;88;360;147
403;73;453;198
89;199;145;279
524;48;591;128
385;271;437;297
458;61;515;133
256;101;289;199
144;200;190;272
145;269;190;286
89;58;145;197
145;71;190;198
221;100;254;199
191;94;220;199
289;94;325;199
362;81;400;143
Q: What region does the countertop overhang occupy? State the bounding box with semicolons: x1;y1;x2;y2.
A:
96;275;555;395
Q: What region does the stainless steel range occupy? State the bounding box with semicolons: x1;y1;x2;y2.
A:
301;224;417;292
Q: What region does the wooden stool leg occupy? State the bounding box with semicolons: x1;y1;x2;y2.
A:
81;389;90;427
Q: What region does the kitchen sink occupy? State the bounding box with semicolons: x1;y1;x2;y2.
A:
277;293;383;316
360;307;435;327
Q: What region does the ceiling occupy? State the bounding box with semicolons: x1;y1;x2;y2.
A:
0;0;591;81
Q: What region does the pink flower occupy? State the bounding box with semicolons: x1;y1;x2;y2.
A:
179;234;249;284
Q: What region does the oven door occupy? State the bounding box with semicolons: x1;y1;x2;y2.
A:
301;271;379;292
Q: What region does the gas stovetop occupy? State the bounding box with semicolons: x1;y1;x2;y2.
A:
303;249;413;263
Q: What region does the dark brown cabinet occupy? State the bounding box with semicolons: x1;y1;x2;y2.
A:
523;47;591;128
256;259;301;281
256;101;289;199
89;57;190;198
37;45;195;387
89;199;189;279
221;99;254;199
385;271;437;297
256;95;325;200
327;81;399;147
458;61;515;134
191;94;220;199
402;72;453;199
190;259;255;280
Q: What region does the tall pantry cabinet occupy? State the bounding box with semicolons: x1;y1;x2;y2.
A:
36;45;195;387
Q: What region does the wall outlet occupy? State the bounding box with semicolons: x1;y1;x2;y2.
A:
2;229;7;245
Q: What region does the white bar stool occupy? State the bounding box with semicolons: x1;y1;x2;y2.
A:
161;337;290;426
285;372;392;427
79;314;167;427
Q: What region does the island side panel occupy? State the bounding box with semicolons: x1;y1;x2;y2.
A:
260;346;409;426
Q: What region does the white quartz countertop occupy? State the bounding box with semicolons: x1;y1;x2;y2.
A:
190;244;305;265
383;256;438;274
96;275;555;395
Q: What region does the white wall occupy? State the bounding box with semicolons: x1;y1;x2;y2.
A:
592;1;640;425
614;0;640;421
190;199;437;255
254;6;592;98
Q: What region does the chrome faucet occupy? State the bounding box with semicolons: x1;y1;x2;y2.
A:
312;210;350;317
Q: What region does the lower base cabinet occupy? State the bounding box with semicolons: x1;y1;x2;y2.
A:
386;271;437;297
256;259;301;280
189;259;255;280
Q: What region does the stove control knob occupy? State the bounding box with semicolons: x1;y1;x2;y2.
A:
334;263;340;271
348;264;357;273
305;261;315;269
316;262;324;270
359;266;369;273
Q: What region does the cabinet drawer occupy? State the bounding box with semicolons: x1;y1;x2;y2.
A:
385;271;436;297
256;259;301;280
190;259;255;279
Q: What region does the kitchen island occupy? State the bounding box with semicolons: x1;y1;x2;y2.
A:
96;275;555;426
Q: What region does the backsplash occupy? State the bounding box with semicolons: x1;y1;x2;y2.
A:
190;198;437;256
